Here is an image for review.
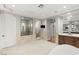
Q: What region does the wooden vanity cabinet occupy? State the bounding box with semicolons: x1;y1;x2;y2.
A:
74;38;79;48
59;35;79;48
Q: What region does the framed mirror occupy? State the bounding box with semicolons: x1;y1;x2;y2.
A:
20;17;33;36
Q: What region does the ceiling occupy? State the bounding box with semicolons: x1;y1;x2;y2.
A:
0;4;79;19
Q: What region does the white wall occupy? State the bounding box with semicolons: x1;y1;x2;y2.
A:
40;20;48;40
57;17;63;34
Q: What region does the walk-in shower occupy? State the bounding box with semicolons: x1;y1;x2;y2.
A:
47;17;57;43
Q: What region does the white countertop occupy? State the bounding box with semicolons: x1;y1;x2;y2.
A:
59;33;79;37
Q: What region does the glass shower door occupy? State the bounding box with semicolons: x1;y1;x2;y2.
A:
35;20;41;40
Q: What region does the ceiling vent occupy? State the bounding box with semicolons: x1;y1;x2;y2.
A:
38;4;44;8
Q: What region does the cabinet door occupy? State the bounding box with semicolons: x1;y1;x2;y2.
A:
63;36;74;45
0;14;6;48
5;14;16;47
0;14;16;48
74;38;79;48
59;35;64;44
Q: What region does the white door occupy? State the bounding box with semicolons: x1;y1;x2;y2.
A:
0;14;16;48
0;14;6;48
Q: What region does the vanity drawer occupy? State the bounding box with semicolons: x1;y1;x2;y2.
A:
59;35;79;48
74;38;79;48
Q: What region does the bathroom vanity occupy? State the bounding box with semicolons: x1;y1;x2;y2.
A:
59;34;79;48
58;10;79;48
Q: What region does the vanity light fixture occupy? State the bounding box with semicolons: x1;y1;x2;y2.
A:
30;24;32;27
36;21;40;28
22;23;25;26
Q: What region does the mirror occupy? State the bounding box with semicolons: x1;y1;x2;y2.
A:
21;17;33;36
63;20;79;34
62;10;79;34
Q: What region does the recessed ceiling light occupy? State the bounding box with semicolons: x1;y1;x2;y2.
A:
69;15;72;17
63;6;66;8
12;5;15;7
